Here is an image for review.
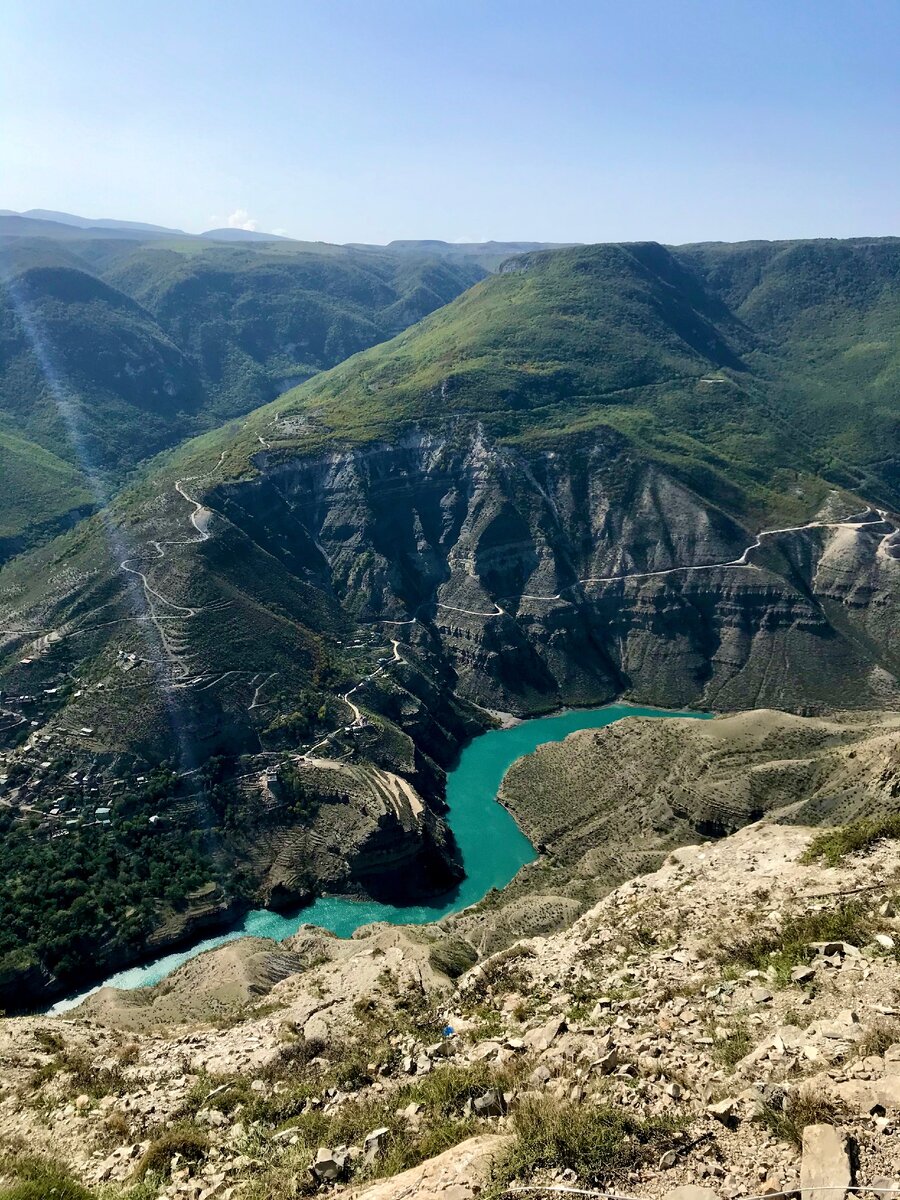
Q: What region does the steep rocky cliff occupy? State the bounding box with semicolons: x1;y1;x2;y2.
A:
211;428;900;719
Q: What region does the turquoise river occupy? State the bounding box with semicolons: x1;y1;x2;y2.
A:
50;703;710;1012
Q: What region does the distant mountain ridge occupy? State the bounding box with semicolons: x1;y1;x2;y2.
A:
18;209;187;234
199;227;290;242
1;210;577;258
0;210;283;242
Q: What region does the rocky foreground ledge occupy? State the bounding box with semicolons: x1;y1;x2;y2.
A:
1;821;899;1200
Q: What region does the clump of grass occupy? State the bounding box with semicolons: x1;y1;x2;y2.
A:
622;923;665;953
712;1022;753;1068
114;1042;140;1067
467;1004;507;1040
135;1124;209;1179
0;1153;94;1200
468;945;536;1000
243;1061;522;1199
260;1035;328;1080
33;1028;66;1055
486;1096;677;1196
428;937;479;979
856;1017;900;1059
756;1087;844;1149
184;1024;402;1129
655;976;712;1005
715;901;874;986
802;813;900;866
104;1110;131;1141
29;1047;127;1099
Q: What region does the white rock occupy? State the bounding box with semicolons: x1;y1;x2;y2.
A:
800;1124;850;1200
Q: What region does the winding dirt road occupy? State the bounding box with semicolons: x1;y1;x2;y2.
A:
434;508;896;614
4;451;896;771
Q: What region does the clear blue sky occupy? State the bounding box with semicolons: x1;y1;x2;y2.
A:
3;0;898;244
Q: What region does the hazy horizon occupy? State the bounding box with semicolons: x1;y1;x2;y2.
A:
4;0;899;245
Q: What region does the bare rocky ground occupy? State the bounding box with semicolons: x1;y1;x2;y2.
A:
1;820;899;1200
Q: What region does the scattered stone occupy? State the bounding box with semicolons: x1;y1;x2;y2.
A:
363;1126;390;1162
473;1089;507;1117
832;1073;900;1113
810;941;860;959
592;1047;619;1076
524;1016;566;1052
708;1097;737;1124
310;1147;345;1183
470;1040;502;1062
791;965;817;985
870;1178;900;1200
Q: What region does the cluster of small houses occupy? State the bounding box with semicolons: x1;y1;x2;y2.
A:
0;757;161;839
0;665;148;836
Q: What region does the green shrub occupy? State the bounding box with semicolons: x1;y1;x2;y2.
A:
716;901;874;985
756;1087;844;1148
135;1124;209;1178
29;1048;127;1099
0;1155;94;1200
802;813;900;866
428;938;479;979
487;1096;676;1195
261;1036;328;1078
244;1061;525;1198
712;1023;753;1067
856;1017;900;1059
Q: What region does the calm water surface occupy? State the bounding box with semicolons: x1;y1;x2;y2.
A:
50;703;710;1012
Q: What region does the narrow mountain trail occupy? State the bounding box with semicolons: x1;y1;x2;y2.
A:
436;600;506;617
4;455;895;772
116;456;229;679
435;507;897;613
301;638;406;760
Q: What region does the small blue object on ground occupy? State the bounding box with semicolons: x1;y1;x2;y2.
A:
443;1025;454;1037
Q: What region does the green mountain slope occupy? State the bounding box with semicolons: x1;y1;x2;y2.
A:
102;243;485;420
0;237;484;555
681;237;900;500
0;430;92;555
188;237;897;522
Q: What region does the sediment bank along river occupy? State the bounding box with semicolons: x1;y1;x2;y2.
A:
51;703;711;1012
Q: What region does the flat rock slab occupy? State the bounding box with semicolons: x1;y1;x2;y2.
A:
801;1124;851;1200
665;1187;721;1200
346;1134;512;1200
831;1074;900;1113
